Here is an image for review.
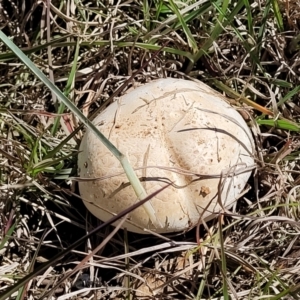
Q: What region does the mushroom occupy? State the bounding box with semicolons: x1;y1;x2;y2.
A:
78;78;255;233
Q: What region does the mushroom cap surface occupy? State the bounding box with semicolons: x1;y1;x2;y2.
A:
78;78;255;233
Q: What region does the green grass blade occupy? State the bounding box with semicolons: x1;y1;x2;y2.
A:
257;119;300;132
267;276;300;299
277;85;300;107
271;79;293;88
218;217;229;300
0;39;194;62
51;39;81;135
29;154;74;177
45;125;81;159
271;0;284;32
145;0;207;40
143;0;151;31
256;0;271;60
243;0;254;36
0;34;72;61
186;0;244;73
0;222;17;250
167;0;198;52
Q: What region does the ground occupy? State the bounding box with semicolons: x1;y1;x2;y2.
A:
1;0;300;299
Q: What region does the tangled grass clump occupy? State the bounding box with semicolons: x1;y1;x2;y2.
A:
1;0;300;299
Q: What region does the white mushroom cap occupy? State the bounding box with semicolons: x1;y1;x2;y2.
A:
78;78;255;233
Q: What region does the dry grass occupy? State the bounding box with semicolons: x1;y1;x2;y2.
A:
1;0;300;299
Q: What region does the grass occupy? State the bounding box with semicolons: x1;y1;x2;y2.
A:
1;0;300;299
